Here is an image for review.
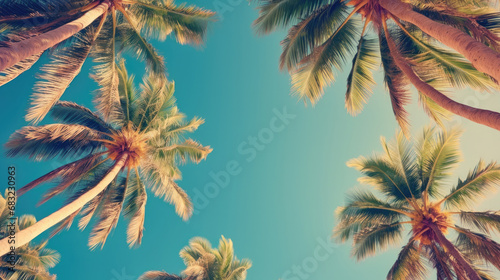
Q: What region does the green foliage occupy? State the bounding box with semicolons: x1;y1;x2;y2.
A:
5;63;211;249
0;0;215;123
335;127;500;277
253;0;500;131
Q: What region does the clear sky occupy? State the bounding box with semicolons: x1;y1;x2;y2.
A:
1;1;500;279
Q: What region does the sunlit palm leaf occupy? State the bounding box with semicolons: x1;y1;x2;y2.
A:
116;20;166;77
0;52;41;86
291;18;358;104
352;222;403;260
379;31;411;135
459;211;500;234
279;1;347;71
455;227;500;270
128;0;215;45
334;190;408;242
345;36;378;115
419;128;462;198
124;171;147;247
387;240;427;280
417;92;452;127
253;0;329;34
442;160;500;209
347;155;415;202
5;124;104;161
27;23;102;124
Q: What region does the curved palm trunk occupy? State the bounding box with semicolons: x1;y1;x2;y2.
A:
384;24;500;131
379;0;500;83
0;1;110;71
0;153;127;257
429;224;481;280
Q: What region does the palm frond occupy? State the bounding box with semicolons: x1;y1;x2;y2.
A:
345;35;378;115
379;30;411;135
459;211;500;235
393;22;496;91
117;59;137;124
334;189;409;242
352;222;403;260
347;155;416;203
88;177;126;250
279;1;348;71
133;77;173;129
418;128;462;198
425;242;456;280
441;160;500;209
91;13;122;123
156;139;212;164
124;170;147;247
116;19;166;77
253;0;329;34
417;91;452;127
455;227;500;270
291;17;358;104
27;23;102;124
0;52;41;86
128;0;215;45
141;161;192;220
51;101;114;133
5;124;104;161
387;240;427;280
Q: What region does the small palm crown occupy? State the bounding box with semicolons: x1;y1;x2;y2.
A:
5;62;212;249
335;127;500;279
138;236;252;280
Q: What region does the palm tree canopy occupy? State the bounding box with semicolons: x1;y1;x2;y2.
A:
139;236;252;280
0;192;59;280
4;61;212;250
253;0;500;133
0;0;215;123
334;127;500;279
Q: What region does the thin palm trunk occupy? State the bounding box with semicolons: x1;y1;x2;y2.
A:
429;224;481;280
383;22;500;131
0;153;127;257
379;0;500;83
0;1;110;71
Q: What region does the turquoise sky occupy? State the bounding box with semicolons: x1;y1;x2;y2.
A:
1;1;500;279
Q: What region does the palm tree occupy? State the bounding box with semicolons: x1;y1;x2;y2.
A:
0;192;59;280
253;0;500;133
0;0;215;123
334;127;500;280
0;61;212;256
139;236;252;280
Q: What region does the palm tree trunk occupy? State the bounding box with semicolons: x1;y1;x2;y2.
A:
0;153;127;257
0;1;110;71
384;24;500;131
429;224;481;280
379;0;500;83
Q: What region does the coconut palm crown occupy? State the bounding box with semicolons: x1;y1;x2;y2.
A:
253;0;500;133
3;61;212;250
0;193;59;280
139;236;252;280
0;0;215;123
334;127;500;280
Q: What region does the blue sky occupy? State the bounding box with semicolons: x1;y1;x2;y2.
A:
1;1;500;279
